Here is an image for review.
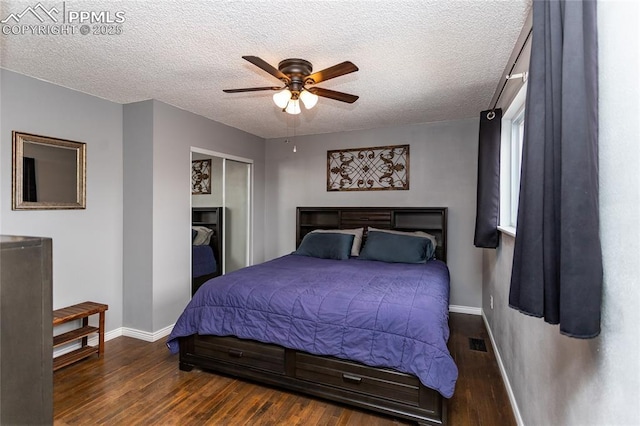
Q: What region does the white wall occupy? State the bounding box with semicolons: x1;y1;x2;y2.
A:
482;2;640;425
0;69;124;333
265;119;483;308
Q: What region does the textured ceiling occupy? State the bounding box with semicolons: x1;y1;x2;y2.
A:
0;0;530;139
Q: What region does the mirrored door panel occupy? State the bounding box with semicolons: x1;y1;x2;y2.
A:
223;159;251;273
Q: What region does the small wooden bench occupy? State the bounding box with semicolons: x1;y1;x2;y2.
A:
53;301;108;371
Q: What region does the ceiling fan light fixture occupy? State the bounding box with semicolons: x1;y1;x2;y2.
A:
299;90;318;110
285;99;301;115
226;56;359;112
273;89;292;109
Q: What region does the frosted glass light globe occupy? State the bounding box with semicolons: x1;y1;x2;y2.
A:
299;90;319;109
273;89;292;109
285;99;301;115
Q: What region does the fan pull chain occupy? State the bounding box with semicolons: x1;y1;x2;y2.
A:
293;115;297;153
283;110;297;153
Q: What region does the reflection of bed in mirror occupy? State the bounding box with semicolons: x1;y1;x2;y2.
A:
172;206;454;426
191;207;224;295
12;131;86;210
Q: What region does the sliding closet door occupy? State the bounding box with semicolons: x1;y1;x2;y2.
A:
224;159;251;273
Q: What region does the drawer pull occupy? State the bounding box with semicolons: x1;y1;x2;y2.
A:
342;373;362;384
228;349;243;358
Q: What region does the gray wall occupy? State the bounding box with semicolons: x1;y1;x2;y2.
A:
1;72;266;336
265;119;483;308
122;101;154;331
0;72;267;337
482;2;640;425
0;69;124;333
123;100;266;332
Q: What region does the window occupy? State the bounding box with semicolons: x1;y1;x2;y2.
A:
510;107;525;226
499;85;527;234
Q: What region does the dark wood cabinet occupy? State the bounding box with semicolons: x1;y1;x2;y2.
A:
0;235;53;425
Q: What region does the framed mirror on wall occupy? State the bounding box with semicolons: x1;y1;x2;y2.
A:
12;131;86;210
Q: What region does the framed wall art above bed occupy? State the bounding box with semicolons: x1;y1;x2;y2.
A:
327;145;409;192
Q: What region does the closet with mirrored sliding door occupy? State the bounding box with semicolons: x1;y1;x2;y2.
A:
191;149;252;284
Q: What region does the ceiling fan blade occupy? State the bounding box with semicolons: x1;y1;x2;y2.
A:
242;56;290;82
305;61;358;84
308;87;359;104
223;86;282;93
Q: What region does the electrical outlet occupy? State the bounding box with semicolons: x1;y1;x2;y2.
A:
490;295;494;310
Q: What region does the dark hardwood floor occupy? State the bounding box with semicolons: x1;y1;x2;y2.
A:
54;313;515;425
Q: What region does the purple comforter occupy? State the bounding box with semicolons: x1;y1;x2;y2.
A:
167;255;458;398
192;245;216;278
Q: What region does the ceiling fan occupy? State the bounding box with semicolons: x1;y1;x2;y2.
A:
223;56;359;115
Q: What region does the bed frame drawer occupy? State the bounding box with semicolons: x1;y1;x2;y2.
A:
180;334;445;425
193;335;285;374
295;353;420;406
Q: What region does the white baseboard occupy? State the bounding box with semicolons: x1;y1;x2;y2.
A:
53;327;123;358
449;305;482;315
53;324;174;358
122;324;174;342
481;310;524;426
87;327;123;346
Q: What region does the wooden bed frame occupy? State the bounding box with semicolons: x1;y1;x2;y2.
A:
179;207;449;425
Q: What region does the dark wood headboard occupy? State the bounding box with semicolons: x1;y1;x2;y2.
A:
296;207;448;262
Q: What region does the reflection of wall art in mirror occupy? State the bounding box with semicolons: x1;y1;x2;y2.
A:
12;131;86;210
327;144;409;191
192;159;212;195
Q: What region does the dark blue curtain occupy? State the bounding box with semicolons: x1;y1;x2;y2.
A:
509;0;602;338
474;109;502;248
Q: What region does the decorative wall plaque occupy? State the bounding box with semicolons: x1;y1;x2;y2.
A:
327;144;409;191
192;159;212;194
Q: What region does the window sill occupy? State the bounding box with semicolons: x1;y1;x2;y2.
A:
498;225;516;238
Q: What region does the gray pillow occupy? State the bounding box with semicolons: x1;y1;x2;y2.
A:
368;227;437;260
311;228;364;256
192;226;213;245
359;231;433;264
294;233;355;260
368;227;437;251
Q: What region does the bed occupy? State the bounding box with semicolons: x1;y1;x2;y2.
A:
169;207;455;425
